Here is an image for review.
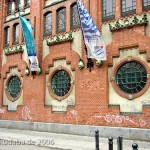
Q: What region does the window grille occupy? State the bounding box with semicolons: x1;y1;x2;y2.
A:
7;76;21;99
115;61;147;94
102;0;115;21
51;70;71;97
143;0;150;10
122;0;136;16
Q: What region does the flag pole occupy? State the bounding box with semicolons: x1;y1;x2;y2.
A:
76;0;93;72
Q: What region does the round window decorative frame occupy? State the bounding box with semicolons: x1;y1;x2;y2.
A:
5;75;22;102
48;67;73;100
111;58;150;99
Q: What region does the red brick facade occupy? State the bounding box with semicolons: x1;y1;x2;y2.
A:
0;0;150;129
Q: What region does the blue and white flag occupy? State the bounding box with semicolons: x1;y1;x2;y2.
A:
20;16;39;71
77;0;106;60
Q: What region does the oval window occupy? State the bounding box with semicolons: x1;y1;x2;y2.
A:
51;70;71;97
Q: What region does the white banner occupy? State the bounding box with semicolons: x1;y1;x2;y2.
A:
77;0;106;60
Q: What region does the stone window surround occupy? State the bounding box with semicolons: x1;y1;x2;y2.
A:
47;67;74;101
111;58;150;99
5;74;23;102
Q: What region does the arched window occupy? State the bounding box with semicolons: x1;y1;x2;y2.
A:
7;0;12;14
7;76;22;100
13;23;20;44
4;27;10;47
44;12;52;36
57;7;66;33
70;3;80;29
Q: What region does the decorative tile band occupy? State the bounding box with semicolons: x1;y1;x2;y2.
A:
46;32;73;46
109;14;148;32
4;45;24;55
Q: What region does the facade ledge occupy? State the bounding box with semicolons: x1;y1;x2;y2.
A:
4;45;24;55
46;32;73;46
109;14;148;32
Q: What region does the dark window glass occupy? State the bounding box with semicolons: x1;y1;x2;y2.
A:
102;0;115;21
71;3;80;29
143;0;150;10
16;0;20;11
4;27;10;47
122;0;136;16
22;32;24;42
7;0;12;14
115;61;147;94
26;0;30;7
7;76;21;99
51;70;71;97
44;12;52;36
13;24;20;44
57;8;66;33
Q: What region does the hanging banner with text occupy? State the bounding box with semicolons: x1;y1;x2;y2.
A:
77;0;106;60
20;16;39;71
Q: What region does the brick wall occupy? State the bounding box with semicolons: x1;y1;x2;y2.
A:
0;0;150;129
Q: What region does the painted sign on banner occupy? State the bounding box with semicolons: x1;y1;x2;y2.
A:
77;0;106;60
